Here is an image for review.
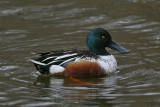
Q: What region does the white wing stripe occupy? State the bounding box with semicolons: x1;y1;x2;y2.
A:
42;56;57;62
46;60;61;65
55;53;78;60
59;57;76;66
30;59;46;66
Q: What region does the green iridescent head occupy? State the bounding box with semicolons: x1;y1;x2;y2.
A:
87;28;129;55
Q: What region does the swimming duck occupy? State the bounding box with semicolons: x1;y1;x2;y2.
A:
30;28;129;77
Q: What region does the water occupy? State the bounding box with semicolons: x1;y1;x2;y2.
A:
0;0;160;106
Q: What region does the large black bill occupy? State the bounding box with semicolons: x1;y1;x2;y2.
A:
108;40;129;54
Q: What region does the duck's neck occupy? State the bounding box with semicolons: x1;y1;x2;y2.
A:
88;46;110;55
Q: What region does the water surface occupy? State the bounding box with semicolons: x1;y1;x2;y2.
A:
0;0;160;106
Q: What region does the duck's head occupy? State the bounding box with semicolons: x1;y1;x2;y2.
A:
87;28;129;55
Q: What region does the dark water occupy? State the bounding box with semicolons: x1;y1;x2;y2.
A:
0;0;160;106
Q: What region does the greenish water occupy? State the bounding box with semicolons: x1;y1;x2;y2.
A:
0;0;160;106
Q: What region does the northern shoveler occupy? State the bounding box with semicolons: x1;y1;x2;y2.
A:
30;28;129;77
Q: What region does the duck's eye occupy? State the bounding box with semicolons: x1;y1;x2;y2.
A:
101;35;105;39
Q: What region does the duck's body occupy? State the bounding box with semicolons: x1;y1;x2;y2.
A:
30;28;129;77
31;49;117;77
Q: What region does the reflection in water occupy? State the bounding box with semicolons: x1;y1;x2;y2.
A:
0;0;160;106
34;75;118;106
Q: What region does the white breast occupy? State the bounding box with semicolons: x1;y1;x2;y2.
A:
97;55;117;74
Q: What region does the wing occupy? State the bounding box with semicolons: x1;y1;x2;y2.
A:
31;49;78;65
30;49;98;74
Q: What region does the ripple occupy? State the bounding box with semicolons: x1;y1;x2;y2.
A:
0;97;8;101
123;21;159;33
63;30;88;35
127;84;152;88
145;53;160;57
88;16;146;30
119;61;145;69
55;2;76;8
0;8;22;16
0;100;27;106
123;22;159;29
52;8;96;21
144;92;160;96
21;102;57;107
0;29;28;45
11;78;31;83
60;15;107;27
8;87;28;92
0;92;6;95
0;29;28;35
0;65;19;71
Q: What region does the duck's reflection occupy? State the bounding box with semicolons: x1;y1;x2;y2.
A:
34;74;119;103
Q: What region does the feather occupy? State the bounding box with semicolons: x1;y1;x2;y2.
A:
30;59;46;66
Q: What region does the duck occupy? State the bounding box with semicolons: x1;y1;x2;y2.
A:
30;28;129;77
